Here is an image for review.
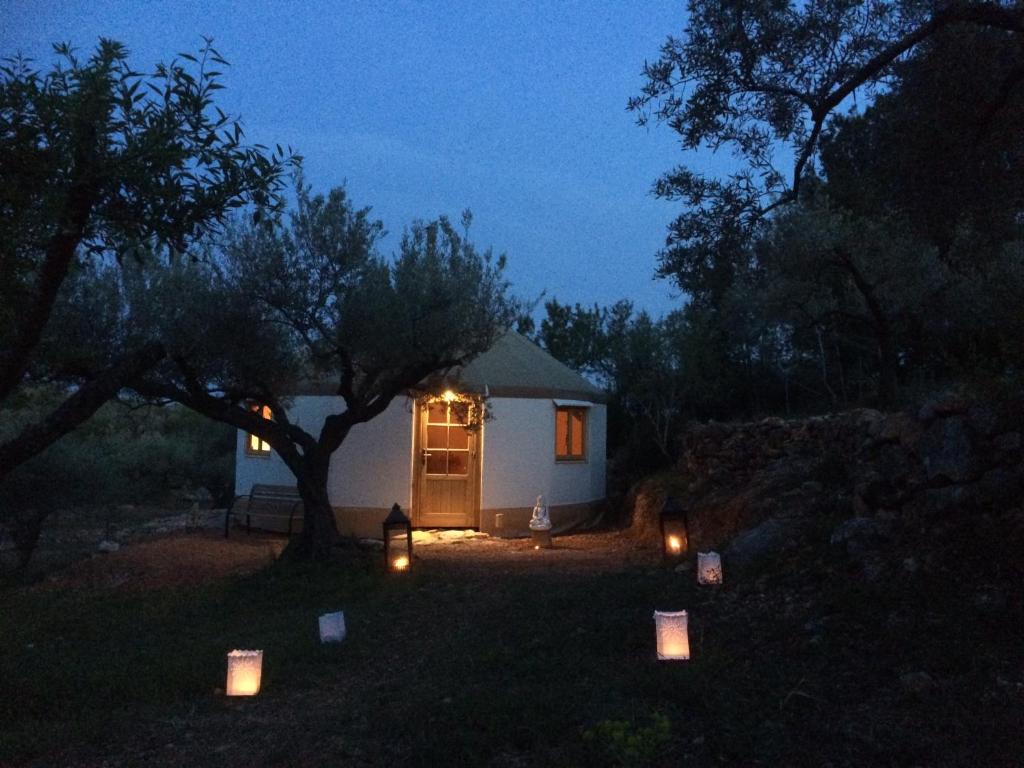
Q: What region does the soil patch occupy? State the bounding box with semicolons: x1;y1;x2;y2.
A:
40;530;285;592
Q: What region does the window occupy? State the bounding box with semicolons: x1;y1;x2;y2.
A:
555;406;586;461
246;404;272;456
424;400;471;476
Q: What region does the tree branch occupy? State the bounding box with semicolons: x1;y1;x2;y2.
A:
0;341;165;480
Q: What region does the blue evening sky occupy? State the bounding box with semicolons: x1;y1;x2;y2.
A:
2;0;713;318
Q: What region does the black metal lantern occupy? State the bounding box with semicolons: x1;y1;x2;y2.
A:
383;503;413;572
660;496;689;561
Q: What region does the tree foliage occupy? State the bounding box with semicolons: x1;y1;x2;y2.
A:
631;1;1024;283
632;5;1024;409
130;183;519;559
0;38;295;480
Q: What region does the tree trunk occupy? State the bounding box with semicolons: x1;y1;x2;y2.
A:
834;248;898;407
285;453;340;561
877;327;898;408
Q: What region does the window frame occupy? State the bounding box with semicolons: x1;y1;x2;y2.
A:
245;404;273;457
554;405;588;463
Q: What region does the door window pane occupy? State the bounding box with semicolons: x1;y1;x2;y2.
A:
427;425;448;449
426;451;447;475
427;402;447;424
447;451;469;475
448;425;469;450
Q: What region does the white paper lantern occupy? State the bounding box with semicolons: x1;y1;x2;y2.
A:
697;551;723;585
653;610;690;661
319;611;347;643
226;649;263;696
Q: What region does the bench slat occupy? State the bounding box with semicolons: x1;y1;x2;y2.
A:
225;484;303;538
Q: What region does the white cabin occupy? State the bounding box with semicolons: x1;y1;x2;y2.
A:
235;332;607;537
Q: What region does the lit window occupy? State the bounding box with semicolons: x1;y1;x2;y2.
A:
246;404;272;456
555;406;586;461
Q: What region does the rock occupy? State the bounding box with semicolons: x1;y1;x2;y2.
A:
726;517;793;570
861;553;886;583
993;432;1021;452
869;412;914;443
902;557;919;573
801;481;824;495
967;405;999;436
803;617;827;634
900;671;935;694
918;416;979;483
973;587;1007;614
673;561;692;573
876;443;915;487
97;540;120;553
852;492;873;517
830;517;886;557
977;468;1018;504
925;484;979;514
357;538;385;551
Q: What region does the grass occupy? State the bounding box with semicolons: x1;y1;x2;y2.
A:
1;527;1022;767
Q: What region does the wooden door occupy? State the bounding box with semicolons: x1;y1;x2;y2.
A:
413;397;480;528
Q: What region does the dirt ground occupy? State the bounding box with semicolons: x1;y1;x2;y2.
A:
41;531;287;592
41;528;661;593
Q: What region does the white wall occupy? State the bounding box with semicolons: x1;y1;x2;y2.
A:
235;395;606;510
481;397;606;509
234;396;415;508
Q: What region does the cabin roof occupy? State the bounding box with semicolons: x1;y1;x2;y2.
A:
292;331;607;403
451;331;606;402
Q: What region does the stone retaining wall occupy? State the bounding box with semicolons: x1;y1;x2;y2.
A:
630;396;1024;555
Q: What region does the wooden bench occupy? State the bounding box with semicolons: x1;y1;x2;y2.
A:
224;484;303;537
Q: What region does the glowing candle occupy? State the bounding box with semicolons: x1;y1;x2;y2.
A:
392;555;410;571
667;535;683;555
226;650;263;696
654;611;690;661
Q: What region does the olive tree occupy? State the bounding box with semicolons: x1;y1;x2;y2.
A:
132;187;519;560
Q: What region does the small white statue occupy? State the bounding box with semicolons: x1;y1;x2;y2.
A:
529;494;551;531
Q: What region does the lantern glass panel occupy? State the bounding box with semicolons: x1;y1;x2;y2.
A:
385;527;411;571
383;504;412;572
662;519;688;557
226;649;263;695
653;611;690;661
